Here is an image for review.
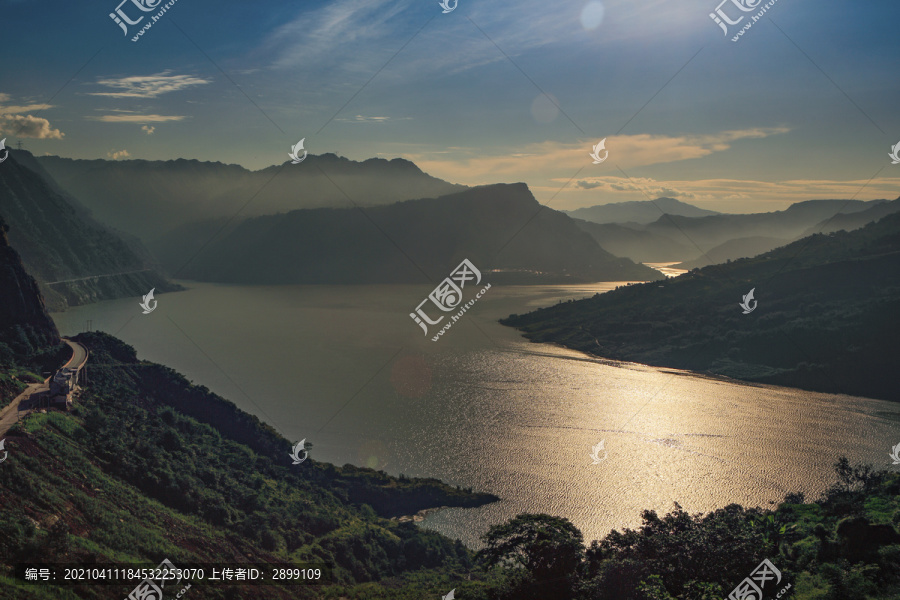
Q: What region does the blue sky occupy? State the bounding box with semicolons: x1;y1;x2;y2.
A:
1;0;898;212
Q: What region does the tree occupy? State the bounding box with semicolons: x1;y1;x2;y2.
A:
477;513;584;581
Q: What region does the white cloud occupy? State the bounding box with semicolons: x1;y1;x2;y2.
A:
0;95;63;138
335;114;406;123
93;114;186;123
107;149;131;160
141;125;156;135
0;102;53;116
0;115;64;139
90;71;211;98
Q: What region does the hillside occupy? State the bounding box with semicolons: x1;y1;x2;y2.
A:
803;198;900;236
501;211;900;401
0;152;179;311
0;331;499;599
572;219;698;263
675;235;791;270
0;214;64;407
37;154;466;245
164;183;661;285
564;198;719;224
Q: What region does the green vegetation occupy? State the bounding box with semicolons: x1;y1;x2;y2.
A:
502;212;900;401
0;341;67;408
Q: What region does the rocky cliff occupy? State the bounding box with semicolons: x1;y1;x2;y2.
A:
0;151;180;311
0;214;60;359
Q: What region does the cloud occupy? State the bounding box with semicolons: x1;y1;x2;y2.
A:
93;114;186;123
263;0;410;71
0;94;63;138
402;128;790;185
141;125;156;135
90;71;211;98
575;176;696;199
0;102;53;116
107;149;131;160
335;115;401;123
575;180;603;190
0;115;64;139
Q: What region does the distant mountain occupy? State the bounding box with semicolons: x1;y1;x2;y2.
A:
502;211;900;402
166;183;661;285
572;219;699;263
37;154;466;245
565;198;720;225
675;236;790;270
576;198;895;265
0;151;179;310
802;197;900;236
642;199;887;253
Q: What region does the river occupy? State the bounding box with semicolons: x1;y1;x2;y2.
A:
51;281;900;548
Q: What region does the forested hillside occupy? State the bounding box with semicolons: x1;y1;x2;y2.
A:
503;212;900;401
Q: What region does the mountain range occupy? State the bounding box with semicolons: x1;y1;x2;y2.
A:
12;150;900;296
573;197;899;266
564;197;720;225
0;152;178;311
165;183;660;284
37;154;466;245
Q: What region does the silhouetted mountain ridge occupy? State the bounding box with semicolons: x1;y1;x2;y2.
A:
565;197;720;224
168;183;660;284
37;153;466;245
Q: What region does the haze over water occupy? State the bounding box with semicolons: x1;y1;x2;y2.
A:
52;282;900;548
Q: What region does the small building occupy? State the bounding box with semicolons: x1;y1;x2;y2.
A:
50;368;77;409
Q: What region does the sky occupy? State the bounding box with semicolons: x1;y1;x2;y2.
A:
1;0;899;212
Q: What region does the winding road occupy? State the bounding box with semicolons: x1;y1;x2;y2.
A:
0;339;88;438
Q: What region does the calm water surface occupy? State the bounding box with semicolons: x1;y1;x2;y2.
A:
51;282;900;548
